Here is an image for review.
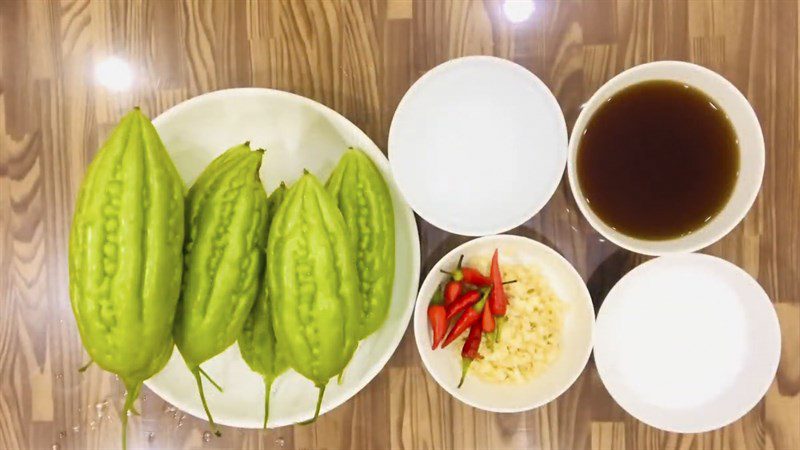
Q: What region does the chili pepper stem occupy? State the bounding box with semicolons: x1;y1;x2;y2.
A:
495;317;505;343
120;380;142;450
262;375;275;429
457;358;472;388
199;366;224;392
301;384;327;425
192;368;221;436
78;359;93;373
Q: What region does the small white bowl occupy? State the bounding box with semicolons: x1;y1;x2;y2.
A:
567;61;765;255
413;235;595;412
594;253;780;433
389;56;568;236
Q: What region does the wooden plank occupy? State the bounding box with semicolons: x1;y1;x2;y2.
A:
0;0;798;448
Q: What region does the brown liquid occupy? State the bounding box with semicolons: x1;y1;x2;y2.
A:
577;80;739;240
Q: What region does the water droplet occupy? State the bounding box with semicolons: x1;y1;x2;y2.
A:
95;400;109;419
163;405;177;414
141;394;148;401
176;414;185;427
114;374;119;380
56;373;63;380
52;444;60;450
58;431;66;439
89;420;97;431
275;437;285;447
72;425;80;434
202;431;212;442
147;432;155;442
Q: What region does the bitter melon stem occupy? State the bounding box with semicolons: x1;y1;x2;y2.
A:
192;368;221;437
120;380;142;450
300;383;326;425
78;359;94;373
198;366;224;392
262;375;274;429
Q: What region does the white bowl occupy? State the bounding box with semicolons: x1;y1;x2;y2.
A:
567;61;765;255
389;56;568;236
146;88;421;428
413;235;594;412
594;253;781;433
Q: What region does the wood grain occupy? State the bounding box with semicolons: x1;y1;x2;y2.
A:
1;0;799;449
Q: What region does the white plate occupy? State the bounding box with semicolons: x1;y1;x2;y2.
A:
413;235;595;412
594;253;780;433
389;56;568;236
146;88;420;428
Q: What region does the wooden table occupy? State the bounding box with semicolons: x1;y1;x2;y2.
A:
1;1;798;449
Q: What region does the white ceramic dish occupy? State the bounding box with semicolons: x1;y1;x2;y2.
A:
147;88;420;428
413;235;594;412
567;61;765;256
594;253;780;433
389;56;568;236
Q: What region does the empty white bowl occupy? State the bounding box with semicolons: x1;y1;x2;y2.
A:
594;253;780;433
413;235;595;412
389;56;568;236
567;61;765;255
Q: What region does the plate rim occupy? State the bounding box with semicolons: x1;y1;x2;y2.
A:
145;87;421;428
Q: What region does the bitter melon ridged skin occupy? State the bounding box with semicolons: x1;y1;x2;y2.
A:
68;108;185;449
267;172;362;423
326;148;395;339
239;182;289;429
173;143;269;434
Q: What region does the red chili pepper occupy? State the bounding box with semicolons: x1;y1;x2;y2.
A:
489;249;508;316
482;297;495;332
442;288;489;348
462;322;483;360
445;290;481;321
440;255;465;280
441;255;492;287
460;267;492;286
444;280;462;306
458;321;483;388
427;285;447;349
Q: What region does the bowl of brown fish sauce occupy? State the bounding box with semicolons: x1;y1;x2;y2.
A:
567;62;765;255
